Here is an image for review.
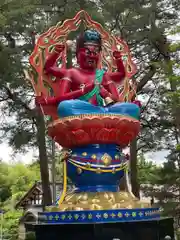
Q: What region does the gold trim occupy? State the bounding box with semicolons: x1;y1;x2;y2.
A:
46;191;151;211
68;159;127;172
77;168;83;174
104;97;114;105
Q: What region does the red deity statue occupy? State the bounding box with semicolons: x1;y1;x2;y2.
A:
36;29;140;122
36;29;126;108
28;11;159;218
29;11;141;148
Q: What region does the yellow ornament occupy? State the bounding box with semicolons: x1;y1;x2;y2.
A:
82;152;87;156
101;153;112;166
96;168;102;174
77;168;82;174
91;154;97;159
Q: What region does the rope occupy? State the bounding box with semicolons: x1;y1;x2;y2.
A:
58;160;67;206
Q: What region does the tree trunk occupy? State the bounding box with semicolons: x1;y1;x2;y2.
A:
36;108;52;207
29;31;52;207
130;138;140;198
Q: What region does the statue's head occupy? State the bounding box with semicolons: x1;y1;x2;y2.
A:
76;29;102;70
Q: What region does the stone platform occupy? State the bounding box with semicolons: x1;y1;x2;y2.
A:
30;217;174;240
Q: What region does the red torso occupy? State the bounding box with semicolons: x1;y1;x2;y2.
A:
42;51;125;106
70;68;98;105
70;69;95;87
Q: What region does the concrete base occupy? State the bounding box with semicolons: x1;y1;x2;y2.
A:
28;217;174;240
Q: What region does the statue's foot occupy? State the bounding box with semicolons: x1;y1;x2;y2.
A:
57;100;105;118
107;102;140;120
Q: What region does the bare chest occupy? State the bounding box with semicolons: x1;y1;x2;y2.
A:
71;70;95;88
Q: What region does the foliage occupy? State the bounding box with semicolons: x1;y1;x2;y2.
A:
0;160;40;239
0;210;23;240
137;154;161;185
0;161;11;202
0;161;40;205
145;25;180;217
25;231;36;240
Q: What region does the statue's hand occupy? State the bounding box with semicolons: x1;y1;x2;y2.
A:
35;94;48;106
132;100;142;108
113;50;122;59
54;44;65;53
83;83;95;94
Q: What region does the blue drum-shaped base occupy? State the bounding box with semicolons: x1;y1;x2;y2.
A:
67;144;127;192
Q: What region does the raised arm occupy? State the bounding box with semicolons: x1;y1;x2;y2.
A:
44;44;66;78
107;51;126;83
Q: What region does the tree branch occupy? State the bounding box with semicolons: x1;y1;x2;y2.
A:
0;96;9;102
2;85;36;123
136;65;156;93
141;90;156;114
110;13;121;31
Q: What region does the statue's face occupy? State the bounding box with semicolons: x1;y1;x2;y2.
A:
77;44;100;70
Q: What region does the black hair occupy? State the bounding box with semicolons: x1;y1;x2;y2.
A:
76;29;102;54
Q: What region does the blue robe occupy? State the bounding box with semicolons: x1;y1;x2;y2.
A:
57;100;140;120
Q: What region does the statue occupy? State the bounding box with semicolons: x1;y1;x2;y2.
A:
35;29;140;121
29;10;160;223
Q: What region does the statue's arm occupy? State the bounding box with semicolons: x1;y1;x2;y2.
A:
36;70;94;106
102;74;120;102
107;51;126;83
44;51;66;78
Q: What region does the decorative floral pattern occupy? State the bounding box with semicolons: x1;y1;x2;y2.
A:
39;208;160;224
48;114;140;148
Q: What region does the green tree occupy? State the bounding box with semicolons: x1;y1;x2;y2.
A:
0;160;41;240
146;23;180;215
0;161;11;202
98;0;179;197
137;154;161;185
0;210;23;240
0;161;40;206
9;163;40;202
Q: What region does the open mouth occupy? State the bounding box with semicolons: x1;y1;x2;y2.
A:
87;59;95;65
